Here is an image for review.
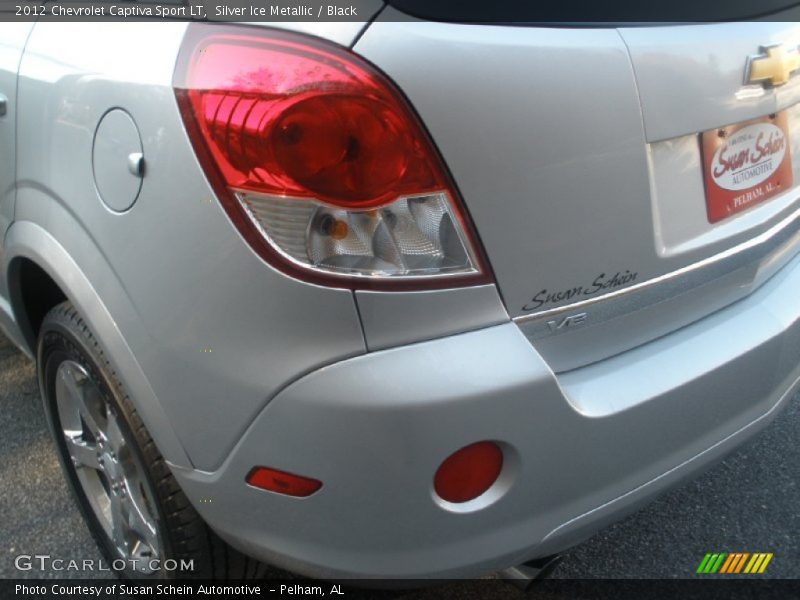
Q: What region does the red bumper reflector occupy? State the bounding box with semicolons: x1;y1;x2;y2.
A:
246;466;322;498
434;441;503;503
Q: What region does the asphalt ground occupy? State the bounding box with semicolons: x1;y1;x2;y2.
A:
1;330;797;594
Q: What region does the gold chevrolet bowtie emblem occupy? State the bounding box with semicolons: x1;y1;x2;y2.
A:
747;44;800;87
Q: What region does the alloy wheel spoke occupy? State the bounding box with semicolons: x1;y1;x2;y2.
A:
125;486;159;554
58;364;85;402
79;388;107;442
109;488;130;555
64;433;102;471
105;409;126;453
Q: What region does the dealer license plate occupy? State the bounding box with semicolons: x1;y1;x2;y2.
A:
701;112;793;224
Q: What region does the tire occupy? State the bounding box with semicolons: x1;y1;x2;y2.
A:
37;301;264;580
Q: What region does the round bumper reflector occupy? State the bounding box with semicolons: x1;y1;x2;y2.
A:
434;441;503;504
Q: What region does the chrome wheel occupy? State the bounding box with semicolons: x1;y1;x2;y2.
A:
54;360;162;573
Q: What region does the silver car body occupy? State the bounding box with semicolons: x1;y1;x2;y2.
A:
1;12;800;578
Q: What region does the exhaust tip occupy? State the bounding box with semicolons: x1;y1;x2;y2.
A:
499;555;563;591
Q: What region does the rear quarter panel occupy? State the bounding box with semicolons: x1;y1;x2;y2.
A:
13;22;367;470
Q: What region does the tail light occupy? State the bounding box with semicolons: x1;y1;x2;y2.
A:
174;24;490;290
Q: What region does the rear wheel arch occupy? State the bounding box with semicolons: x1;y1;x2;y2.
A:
4;220;193;468
7;255;67;355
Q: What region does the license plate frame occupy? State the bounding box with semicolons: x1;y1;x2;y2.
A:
701;111;793;224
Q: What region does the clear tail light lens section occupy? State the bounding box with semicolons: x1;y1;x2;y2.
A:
174;24;490;289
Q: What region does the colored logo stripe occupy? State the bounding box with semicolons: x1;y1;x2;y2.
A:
744;553;773;574
719;553;749;573
697;553;726;573
719;553;736;573
698;553;773;574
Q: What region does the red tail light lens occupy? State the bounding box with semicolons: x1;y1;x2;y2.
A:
174;24;490;289
246;466;322;498
179;38;440;209
434;441;504;504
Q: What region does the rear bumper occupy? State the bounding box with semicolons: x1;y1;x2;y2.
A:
172;251;800;579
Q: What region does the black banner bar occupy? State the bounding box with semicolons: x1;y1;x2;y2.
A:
3;579;800;600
